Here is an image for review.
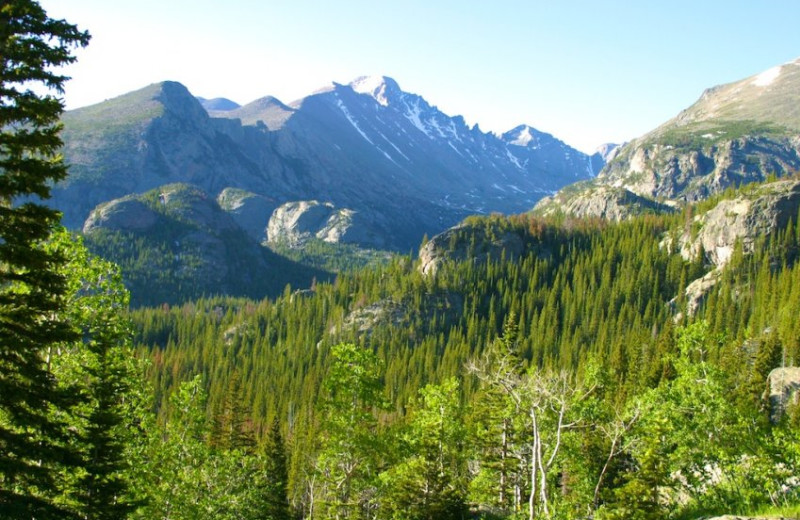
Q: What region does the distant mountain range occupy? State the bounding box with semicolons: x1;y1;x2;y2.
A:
55;76;601;252
536;58;800;219
53;59;800;304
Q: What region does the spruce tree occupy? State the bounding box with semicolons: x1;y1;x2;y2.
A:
263;418;291;520
0;2;89;517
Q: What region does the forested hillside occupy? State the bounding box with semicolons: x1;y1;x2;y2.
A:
127;199;800;519
4;3;799;519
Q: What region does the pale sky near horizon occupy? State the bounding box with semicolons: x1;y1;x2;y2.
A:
40;0;800;153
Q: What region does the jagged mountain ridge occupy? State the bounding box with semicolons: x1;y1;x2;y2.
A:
56;76;599;251
535;58;800;219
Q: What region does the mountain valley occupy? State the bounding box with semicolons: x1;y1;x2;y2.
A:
6;9;800;517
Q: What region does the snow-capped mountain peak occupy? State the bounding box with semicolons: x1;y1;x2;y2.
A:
349;75;402;107
505;125;539;148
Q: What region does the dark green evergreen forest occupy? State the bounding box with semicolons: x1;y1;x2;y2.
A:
128;208;800;519
2;2;800;519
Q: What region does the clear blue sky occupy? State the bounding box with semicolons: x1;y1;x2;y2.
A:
41;0;800;153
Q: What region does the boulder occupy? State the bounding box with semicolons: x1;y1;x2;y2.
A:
766;366;800;423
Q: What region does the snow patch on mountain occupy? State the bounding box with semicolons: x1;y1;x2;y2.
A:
351;75;392;106
509;126;537;147
753;65;781;87
506;149;523;170
376;130;411;161
403;98;432;138
335;94;374;145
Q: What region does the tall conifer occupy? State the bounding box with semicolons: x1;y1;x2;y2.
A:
0;2;89;517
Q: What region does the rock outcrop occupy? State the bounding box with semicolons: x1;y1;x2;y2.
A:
766;367;800;423
81;183;326;306
216;188;276;242
333;291;463;337
534;182;674;221
418;222;528;277
667;179;800;316
266;200;384;248
676;179;800;266
83;197;159;233
601;135;800;202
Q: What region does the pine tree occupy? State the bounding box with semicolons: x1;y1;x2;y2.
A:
210;370;255;452
47;230;137;519
263;418;291;520
0;2;90;517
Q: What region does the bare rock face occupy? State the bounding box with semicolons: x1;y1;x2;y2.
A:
332;291;463;337
336;299;407;335
677;179;800;266
83;197;159;233
534;183;674;221
667;179;800;317
217;188;276;242
79;183;325;306
266;200;383;247
597;135;800;204
682;269;722;317
766;367;800;423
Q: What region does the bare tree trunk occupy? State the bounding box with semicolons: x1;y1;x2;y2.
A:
516;455;524;513
500;418;508;506
537;420;548;518
593;435;617;509
529;409;539;520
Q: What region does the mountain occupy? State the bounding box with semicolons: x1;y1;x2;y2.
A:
535;58;800;219
499;124;604;178
56;76;599;252
82;183;327;306
593;142;621;163
196;96;240;111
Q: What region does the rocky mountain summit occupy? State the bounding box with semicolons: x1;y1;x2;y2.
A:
535;58;800;219
55;76;599;252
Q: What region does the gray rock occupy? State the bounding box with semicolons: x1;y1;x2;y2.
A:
534;183;674;221
767;367;800;423
682;269;722;317
266;200;384;248
600;136;800;202
83;196;159;233
333;291;463;337
217;188;276;242
677;179;800;266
